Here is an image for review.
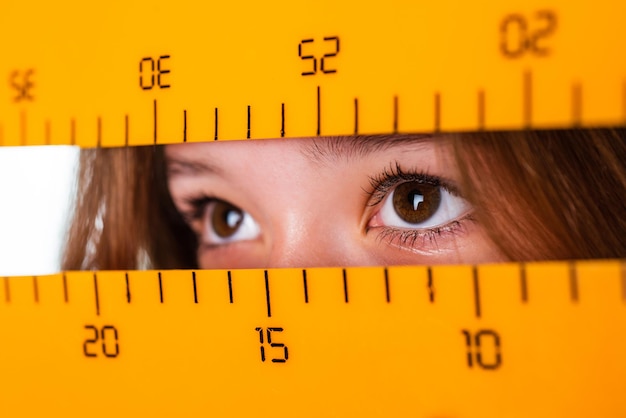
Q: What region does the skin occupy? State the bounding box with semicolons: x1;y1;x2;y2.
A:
165;136;506;269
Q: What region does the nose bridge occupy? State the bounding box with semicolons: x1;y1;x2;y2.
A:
266;210;338;268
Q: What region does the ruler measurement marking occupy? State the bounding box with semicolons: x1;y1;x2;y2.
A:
227;271;233;303
281;103;285;137
393;96;399;134
32;276;39;303
623;79;626;123
45;120;51;145
192;271;198;303
621;261;626;302
70;118;76;145
153;99;157;143
473;267;481;318
434;92;441;133
316;85;321;136
125;272;131;303
183;110;187;142
264;270;272;318
124;114;129;146
62;273;68;303
158;272;164;303
20;110;26;145
214;107;219;140
523;69;532;128
572;82;582;127
384;268;390;303
97;116;102;147
302;269;309;303
477;89;485;130
342;268;349;303
93;273;100;316
569;263;579;303
427;267;435;303
353;98;359;135
3;277;10;303
520;264;528;303
247;105;251;139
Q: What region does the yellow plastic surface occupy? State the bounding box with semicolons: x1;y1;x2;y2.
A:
0;261;625;416
0;0;625;147
1;1;625;416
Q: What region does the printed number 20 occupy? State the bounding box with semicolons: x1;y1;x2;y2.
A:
298;37;340;76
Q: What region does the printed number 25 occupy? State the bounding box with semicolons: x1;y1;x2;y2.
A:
298;37;340;76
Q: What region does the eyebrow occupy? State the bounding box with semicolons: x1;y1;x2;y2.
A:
299;134;435;165
166;154;223;177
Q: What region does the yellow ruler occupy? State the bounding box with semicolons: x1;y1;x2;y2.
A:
1;0;626;416
0;0;625;146
1;262;625;416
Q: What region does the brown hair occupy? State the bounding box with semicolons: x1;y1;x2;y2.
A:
62;129;626;270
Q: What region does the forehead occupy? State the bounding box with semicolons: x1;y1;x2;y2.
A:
165;134;446;170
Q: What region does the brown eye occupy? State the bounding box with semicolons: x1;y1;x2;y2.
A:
391;181;441;224
200;199;260;245
210;200;244;238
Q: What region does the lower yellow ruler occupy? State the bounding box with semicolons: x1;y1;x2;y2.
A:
1;260;625;417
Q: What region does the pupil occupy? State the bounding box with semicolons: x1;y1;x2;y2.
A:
392;182;441;224
211;200;244;238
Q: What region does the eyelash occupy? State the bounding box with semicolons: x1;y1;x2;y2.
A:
366;162;472;248
181;195;215;223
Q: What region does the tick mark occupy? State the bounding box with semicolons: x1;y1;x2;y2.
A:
572;82;582;127
20;110;27;145
214;107;219;140
393;96;399;134
33;276;39;303
621;261;626;303
384;268;391;303
477;89;485;130
124;114;129;146
520;264;528;303
97;116;102;147
45;120;51;145
158;272;164;303
354;98;359;135
228;271;233;303
192;271;198;304
569;263;579;303
183;110;187;142
247;105;251;139
427;267;435;303
94;273;100;316
434;92;441;133
125;272;131;303
281;103;285;137
473;267;481;318
63;273;69;303
264;270;272;318
302;269;309;303
153;99;158;143
342;268;349;303
3;277;10;303
523;69;532;128
316;86;321;136
70;118;76;145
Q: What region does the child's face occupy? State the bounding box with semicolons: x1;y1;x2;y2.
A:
165;136;505;268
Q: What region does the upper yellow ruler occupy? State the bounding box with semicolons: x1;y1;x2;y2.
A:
1;1;626;417
0;0;625;146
